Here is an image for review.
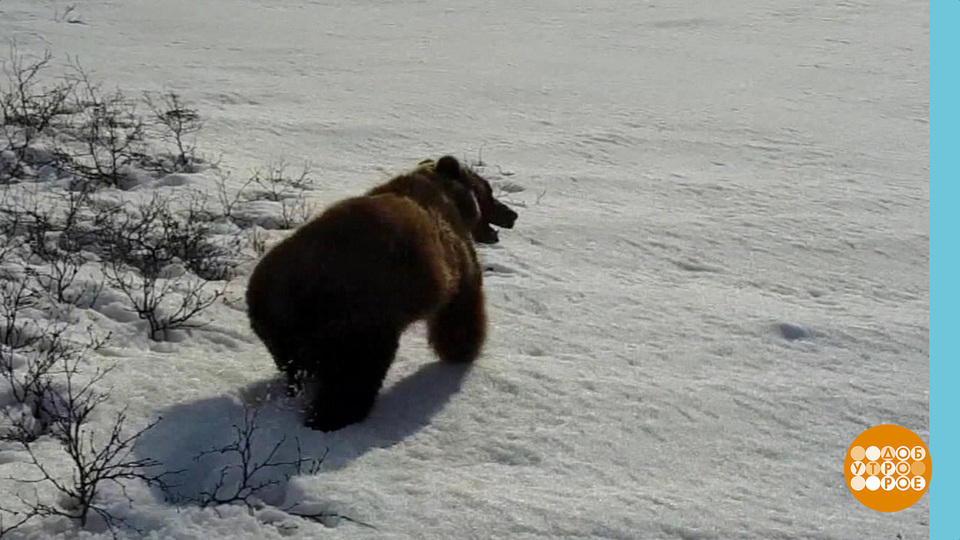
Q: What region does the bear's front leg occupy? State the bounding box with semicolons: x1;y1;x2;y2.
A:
428;276;487;364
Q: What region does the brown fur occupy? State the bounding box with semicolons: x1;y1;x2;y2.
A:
245;156;516;431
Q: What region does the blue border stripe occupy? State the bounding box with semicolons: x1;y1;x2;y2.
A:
930;1;957;538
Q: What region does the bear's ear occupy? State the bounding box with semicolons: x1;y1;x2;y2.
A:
435;155;462;179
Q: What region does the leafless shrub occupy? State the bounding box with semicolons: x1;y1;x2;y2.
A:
251;161;317;229
106;262;223;342
0;46;76;181
278;195;315;230
213;168;256;223
63;61;148;189
174;194;243;281
1;182;239;343
0;320;108;443
0;324;64;438
96;193;239;280
9;367;177;535
18;411;173;533
191;407;321;511
0;320;168;536
95;194;231;340
145;91;202;173
0;245;176;538
1;185;104;308
0;190;24;261
0;503;41;539
0;267;40;350
0;48;357;537
53;4;84;25
216;164;316;230
15;196;85;305
33;252;84;306
183;406;369;529
249;160;313;202
246;227;268;259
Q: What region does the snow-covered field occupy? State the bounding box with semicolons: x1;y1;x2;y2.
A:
0;0;928;538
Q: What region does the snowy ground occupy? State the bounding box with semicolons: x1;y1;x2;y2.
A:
0;0;928;538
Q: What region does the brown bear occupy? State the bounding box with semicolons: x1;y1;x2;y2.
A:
245;156;517;431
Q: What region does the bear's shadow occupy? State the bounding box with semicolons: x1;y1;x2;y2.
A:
137;361;471;507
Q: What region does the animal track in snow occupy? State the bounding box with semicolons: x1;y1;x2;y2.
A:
484;263;519;276
674;258;722;273
777;322;810;341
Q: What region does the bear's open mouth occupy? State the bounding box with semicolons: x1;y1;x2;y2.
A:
474;222;501;244
474;199;517;244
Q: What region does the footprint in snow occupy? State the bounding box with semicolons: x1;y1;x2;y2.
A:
778;322;810;341
674;258;722;273
484;263;518;276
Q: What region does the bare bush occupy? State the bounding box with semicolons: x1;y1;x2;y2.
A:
16;197;85;305
10;378;176;535
145;91;202;173
32;251;84;306
64;62;148;189
0;267;38;350
53;4;84;25
213;168;256;223
215;164;316;230
246;227;268;259
0;317;109;444
0;185;238;342
3;185;103;308
191;406;322;511
254;162;317;229
0;190;24;261
0;504;41;539
0;233;177;537
250;160;313;202
0;188;236;344
181;406;371;529
1;51;198;188
0;46;76;181
19;409;173;533
97;193;239;280
0;317;173;536
278;195;316;230
106;262;222;342
0;48;352;537
170;194;242;281
0;323;65;440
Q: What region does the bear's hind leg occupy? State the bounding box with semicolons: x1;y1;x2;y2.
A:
281;360;305;397
428;278;487;364
255;332;304;395
304;327;400;432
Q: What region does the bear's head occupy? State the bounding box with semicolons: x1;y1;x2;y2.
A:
432;155;518;244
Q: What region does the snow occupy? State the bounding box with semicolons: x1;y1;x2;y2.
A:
0;0;928;538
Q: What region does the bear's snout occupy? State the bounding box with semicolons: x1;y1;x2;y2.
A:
490;199;518;229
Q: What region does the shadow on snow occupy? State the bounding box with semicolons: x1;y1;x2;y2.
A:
137;360;472;507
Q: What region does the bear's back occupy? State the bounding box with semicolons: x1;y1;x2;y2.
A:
366;171;476;239
246;191;462;331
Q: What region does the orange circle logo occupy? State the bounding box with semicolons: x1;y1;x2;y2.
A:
845;425;931;512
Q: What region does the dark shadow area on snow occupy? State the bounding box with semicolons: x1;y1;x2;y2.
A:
136;361;472;507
